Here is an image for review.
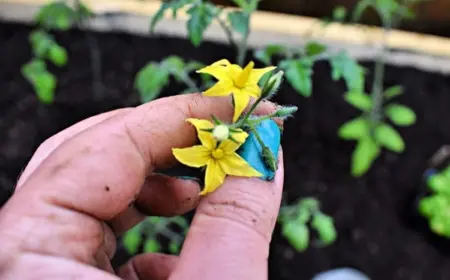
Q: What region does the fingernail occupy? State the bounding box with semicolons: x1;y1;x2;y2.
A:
237;119;281;181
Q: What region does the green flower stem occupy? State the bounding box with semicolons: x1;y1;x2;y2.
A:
250;126;268;151
234;95;265;128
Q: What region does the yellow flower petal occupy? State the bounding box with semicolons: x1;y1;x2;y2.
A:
249;66;277;84
219;153;262;177
243;84;262;98
201;159;226;195
203;80;235;97
232;91;250;122
235;61;254;88
172;146;210;168
219;132;248;154
197;59;232;82
231;129;248;144
186;118;216;149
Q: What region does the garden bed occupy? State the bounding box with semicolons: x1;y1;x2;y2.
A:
2;20;450;279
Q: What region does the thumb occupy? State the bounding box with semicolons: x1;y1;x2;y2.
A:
170;150;284;280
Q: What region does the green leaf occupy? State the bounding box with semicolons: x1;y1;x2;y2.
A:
338;117;369;140
254;45;289;65
351;137;380;177
150;2;170;32
282;59;313;97
187;3;215;47
384;85;403;100
231;0;249;9
345;92;372;111
30;30;53;58
134;63;170;103
228;11;249;35
123;225;142;255
385;104;416;126
36;2;76;31
330;52;364;93
311;214;337;246
282;222;310;252
427;174;450;195
76;2;93;21
430;214;450;238
48;45;68;67
305;41;327;57
419;195;448;218
144;239;161;253
162;56;186;81
374;123;405;152
333;6;347;21
352;0;372;22
22;60;57;104
169;241;181;254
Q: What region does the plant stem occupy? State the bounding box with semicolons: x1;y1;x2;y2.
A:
369;29;389;127
182;74;200;92
235;95;264;128
236;29;249;66
216;14;237;48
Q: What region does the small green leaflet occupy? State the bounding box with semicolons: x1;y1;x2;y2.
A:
36;2;76;31
21;59;57;104
375;123;405;152
29;30;68;66
305;41;327;57
384;85;403;100
352;136;380;177
123;224;143;254
281;58;313;97
150;2;171;32
330;52;365;93
254;44;289;65
282;222;310;252
338;117;369;140
228;11;249;35
344;92;372;111
134;63;170;103
187;3;216;47
385;104;416;126
311;214;337;246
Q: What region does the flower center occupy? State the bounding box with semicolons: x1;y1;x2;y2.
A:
212;148;224;159
234;61;254;89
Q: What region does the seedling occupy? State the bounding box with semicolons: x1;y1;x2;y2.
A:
278;198;337;252
338;0;420;176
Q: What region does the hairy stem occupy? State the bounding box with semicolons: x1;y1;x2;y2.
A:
235;95;264;128
369;29;389;128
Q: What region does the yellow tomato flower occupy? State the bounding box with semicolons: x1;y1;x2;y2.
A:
172;118;262;195
197;59;276;122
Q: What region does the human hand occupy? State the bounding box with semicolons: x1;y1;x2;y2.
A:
0;93;284;280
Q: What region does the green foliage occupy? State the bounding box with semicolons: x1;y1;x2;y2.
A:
330;52;365;93
25;1;92;104
419;169;450;238
187;3;216;46
122;216;189;255
339;81;415;176
22;59;57;104
278;198;336;252
332;6;348;22
352;0;420;26
228;11;250;35
281;58;313;97
255;43;364;98
134;56;205;103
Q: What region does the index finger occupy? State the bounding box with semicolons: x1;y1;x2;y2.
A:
13;93;276;221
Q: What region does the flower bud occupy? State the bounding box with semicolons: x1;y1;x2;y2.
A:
261;70;284;99
213;124;230;141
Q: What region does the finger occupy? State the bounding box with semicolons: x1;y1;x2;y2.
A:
16;108;132;189
15;93;278;221
117;253;179;280
1;93;277;264
170;150;284;280
108;174;200;234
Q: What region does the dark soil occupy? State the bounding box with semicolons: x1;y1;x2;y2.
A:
2;21;450;280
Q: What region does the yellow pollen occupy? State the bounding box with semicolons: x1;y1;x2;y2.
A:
212;148;224;159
